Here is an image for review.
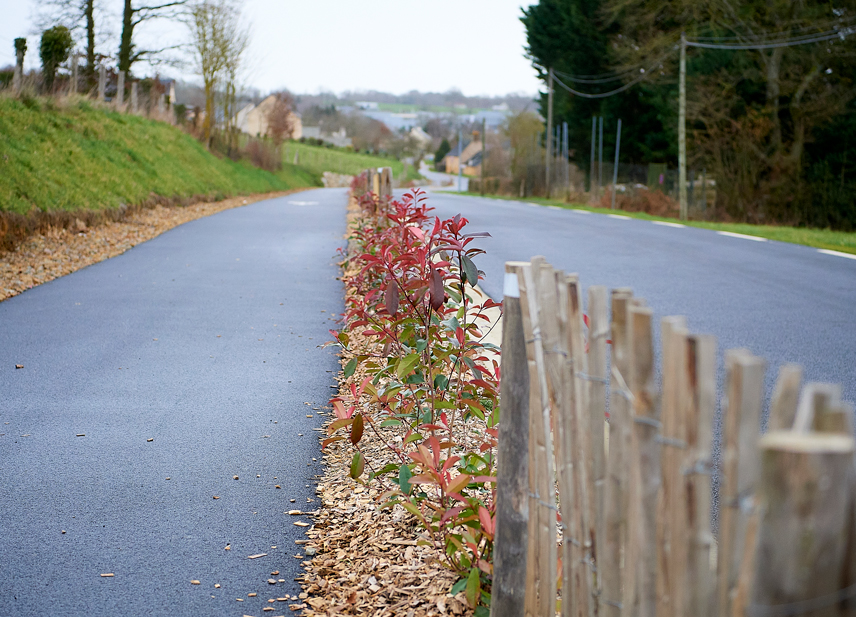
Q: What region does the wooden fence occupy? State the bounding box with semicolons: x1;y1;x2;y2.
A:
492;256;856;617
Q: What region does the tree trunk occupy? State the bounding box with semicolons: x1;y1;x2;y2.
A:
85;0;95;84
119;0;134;74
764;47;784;153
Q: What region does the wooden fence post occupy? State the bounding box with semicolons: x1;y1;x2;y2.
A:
567;274;597;617
751;432;855;615
116;70;125;109
492;263;531;617
767;364;803;431
602;289;633;617
624;305;659;617
685;334;717;617
717;349;765;617
131;81;138;113
587;285;608;594
518;258;558;617
793;382;843;433
657;316;688;617
98;64;106;101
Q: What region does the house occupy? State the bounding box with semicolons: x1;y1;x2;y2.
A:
443;139;483;176
235;94;303;139
409;126;432;149
300;126;352;148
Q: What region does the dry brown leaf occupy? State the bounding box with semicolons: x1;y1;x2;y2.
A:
191;580;200;585
247;553;267;559
293;521;309;527
100;573;114;578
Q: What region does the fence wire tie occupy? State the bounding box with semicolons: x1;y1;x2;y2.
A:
656;436;688;449
632;415;662;429
747;581;856;617
603;600;623;609
723;489;755;512
682;458;714;476
576;371;609;385
544;346;569;357
526;334;542;344
591;327;610;340
610;387;634;402
529;491;559;512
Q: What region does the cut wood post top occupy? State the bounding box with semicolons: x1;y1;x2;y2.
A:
767;364;803;431
758;430;855;453
792;382;844;433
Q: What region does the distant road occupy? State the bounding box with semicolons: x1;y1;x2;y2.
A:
1;188;346;616
422;191;856;407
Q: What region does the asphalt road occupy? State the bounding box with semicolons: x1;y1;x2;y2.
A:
0;188;347;616
424;190;856;412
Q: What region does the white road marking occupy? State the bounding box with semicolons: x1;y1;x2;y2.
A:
548;206;563;211
652;221;686;229
288;201;318;206
818;249;856;260
572;209;591;214
716;230;767;242
607;214;631;220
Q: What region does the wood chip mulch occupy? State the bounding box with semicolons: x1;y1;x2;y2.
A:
0;190;303;303
292;197;475;617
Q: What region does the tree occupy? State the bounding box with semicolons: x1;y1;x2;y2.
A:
33;0;97;84
606;0;856;222
118;0;187;74
434;138;451;164
187;0;245;147
266;92;296;148
13;38;27;93
39;25;73;92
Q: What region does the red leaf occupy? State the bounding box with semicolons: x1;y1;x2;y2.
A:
384;281;399;316
350;413;364;444
429;268;444;311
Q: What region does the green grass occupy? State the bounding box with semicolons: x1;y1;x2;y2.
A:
282;141;404;178
461;192;856;255
0;96;316;215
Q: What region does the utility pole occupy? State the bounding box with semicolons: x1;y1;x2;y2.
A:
458;128;463;193
611;119;622;210
546;68;554;198
598;116;604;200
590;117;596;199
480;117;486;196
679;32;688;220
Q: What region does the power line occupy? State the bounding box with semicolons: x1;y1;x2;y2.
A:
553;64;646;85
692;16;856;41
550;49;677;99
687;28;854;50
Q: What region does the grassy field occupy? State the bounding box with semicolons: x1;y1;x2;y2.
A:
0;95;316;215
463;193;856;255
282;141;405;178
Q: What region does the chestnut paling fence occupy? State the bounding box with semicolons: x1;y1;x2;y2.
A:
492;256;856;617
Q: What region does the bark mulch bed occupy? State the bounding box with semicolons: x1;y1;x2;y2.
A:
291;197;476;617
0;190;303;303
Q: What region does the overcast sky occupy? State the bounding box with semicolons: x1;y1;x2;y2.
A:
1;0;542;97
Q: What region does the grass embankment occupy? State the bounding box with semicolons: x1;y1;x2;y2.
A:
282;141;423;183
0;96;315;216
462;193;856;256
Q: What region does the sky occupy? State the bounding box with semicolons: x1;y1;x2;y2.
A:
1;0;542;97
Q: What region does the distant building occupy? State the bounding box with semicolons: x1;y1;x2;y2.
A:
409;126;432;149
356;101;379;110
300;126;352;148
443;139;483;176
235;95;303;139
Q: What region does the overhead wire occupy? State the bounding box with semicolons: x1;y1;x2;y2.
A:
550;48;678;99
687;27;855;50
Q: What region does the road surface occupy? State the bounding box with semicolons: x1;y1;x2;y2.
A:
0;188;346;616
423;190;856;411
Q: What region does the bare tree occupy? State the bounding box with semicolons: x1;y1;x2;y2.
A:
186;0;246;147
118;0;187;74
218;6;249;156
266;91;295;147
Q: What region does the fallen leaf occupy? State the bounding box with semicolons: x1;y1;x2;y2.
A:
15;364;23;369
287;510;302;515
248;592;257;597
275;485;281;489
214;584;220;588
146;438;153;442
268;579;277;585
100;573;114;578
293;521;309;527
213;496;220;499
233;475;239;480
271;571;280;576
75;433;85;437
191;580;200;585
248;553;267;559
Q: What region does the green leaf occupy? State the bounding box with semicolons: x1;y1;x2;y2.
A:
350;451;365;479
399;464;413;495
461;255;479;287
380;419;402;428
350;413;364;444
450;578;468;596
403;432;423;445
465;567;480;608
434;374;449;390
343;358;358;378
376;463;399;475
475;605;490;617
396;353;420;379
416;339;428;352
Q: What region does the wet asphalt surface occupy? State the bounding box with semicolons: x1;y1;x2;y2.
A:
0;188;347;616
